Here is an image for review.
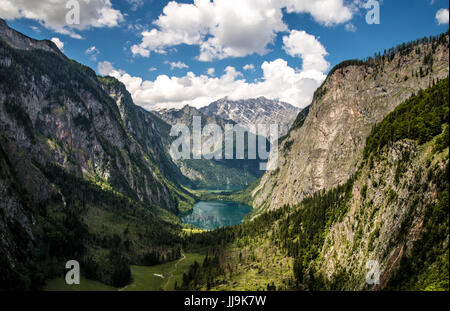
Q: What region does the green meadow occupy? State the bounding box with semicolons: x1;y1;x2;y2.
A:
43;252;204;291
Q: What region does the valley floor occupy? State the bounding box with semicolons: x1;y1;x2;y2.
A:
43;252;204;291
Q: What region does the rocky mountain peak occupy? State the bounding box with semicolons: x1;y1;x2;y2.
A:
251;33;450;214
200;97;301;138
0;18;63;56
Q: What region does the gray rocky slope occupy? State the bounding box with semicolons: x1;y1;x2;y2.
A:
200;97;301;139
251;34;449;215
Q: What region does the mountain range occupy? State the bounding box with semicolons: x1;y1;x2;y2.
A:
199;97;301;139
0;18;448;291
156;104;264;190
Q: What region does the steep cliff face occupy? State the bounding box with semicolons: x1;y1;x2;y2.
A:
0;19;62;56
252;34;449;214
99;77;192;188
0;20;191;289
0;20;187;213
180;78;449;291
314;139;448;290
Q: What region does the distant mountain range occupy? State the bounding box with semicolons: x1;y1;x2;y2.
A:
199;97;301;139
155;105;265;190
1;17;449;292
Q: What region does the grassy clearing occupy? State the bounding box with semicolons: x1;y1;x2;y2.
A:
124;252;204;291
43;252;205;291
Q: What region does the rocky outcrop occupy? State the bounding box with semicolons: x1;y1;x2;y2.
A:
316;139;448;290
0;18;62;56
0;19;187;214
200;97;301;139
0;19;193;289
252;35;449;214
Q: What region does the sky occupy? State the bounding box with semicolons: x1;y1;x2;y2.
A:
1;0;449;110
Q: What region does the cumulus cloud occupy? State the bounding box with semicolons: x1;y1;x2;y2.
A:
97;60;115;76
165;61;189;70
0;0;124;39
282;30;330;77
85;46;100;60
97;57;326;110
126;0;144;11
207;68;215;76
436;8;449;25
130;0;353;60
284;0;353;26
50;37;64;51
243;64;255;71
344;23;357;32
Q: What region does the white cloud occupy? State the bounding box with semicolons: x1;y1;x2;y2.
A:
207;68;215;76
126;0;144;11
344;23;357;32
284;0;353;26
86;46;98;54
85;46;100;60
130;0;353;61
0;0;124;39
30;25;41;33
131;44;150;57
282;30;330;75
98;57;326;110
98;61;115;76
149;67;157;72
243;64;255;71
50;37;64;51
165;61;189;70
436;8;449;25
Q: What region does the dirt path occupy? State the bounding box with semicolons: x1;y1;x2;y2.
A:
162;251;186;291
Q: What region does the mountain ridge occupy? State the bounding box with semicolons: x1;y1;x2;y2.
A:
0;19;192;289
200;96;301;139
250;32;449;215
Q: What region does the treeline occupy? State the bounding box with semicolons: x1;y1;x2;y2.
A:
179;254;223;290
181;76;450;291
275;180;355;289
328;31;448;78
364;78;449;159
141;246;181;266
38;164;183;288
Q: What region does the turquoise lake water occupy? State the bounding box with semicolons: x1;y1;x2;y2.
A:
182;201;252;230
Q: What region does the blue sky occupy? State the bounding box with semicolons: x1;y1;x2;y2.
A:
1;0;449;109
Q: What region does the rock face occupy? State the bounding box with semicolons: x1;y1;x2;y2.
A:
0;19;195;288
251;35;449;214
0;18;62;55
156;105;264;190
200;97;301;139
316;139;448;290
157;104;233;137
0;19;186;214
